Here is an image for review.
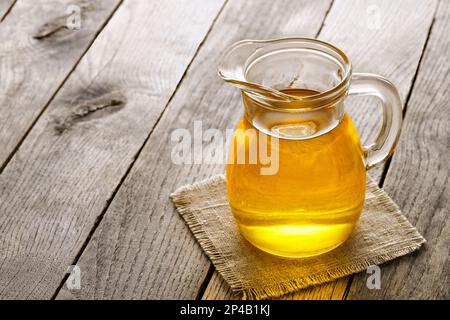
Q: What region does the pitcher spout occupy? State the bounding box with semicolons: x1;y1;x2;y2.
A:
217;39;295;101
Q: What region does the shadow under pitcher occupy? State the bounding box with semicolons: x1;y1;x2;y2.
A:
218;38;402;258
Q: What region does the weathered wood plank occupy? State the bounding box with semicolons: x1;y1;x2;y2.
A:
0;0;122;170
202;0;437;300
202;271;348;300
0;0;15;21
0;0;224;299
323;0;437;182
55;0;334;300
202;272;238;300
346;0;449;299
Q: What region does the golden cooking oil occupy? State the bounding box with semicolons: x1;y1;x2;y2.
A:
226;89;366;257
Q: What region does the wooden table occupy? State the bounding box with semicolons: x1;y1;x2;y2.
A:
0;0;448;300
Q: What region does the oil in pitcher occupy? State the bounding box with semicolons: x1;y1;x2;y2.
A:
219;38;402;258
227;88;366;257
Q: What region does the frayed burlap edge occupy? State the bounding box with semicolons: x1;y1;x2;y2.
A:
170;176;246;295
170;175;425;300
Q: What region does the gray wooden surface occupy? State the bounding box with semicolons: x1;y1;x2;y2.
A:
0;0;121;169
203;0;439;300
0;0;448;299
0;0;14;21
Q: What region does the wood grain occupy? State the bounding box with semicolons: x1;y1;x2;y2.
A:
322;0;438;182
0;0;224;299
202;0;437;300
55;0;334;300
0;0;15;21
0;0;122;170
202;272;349;300
346;0;450;299
202;272;238;300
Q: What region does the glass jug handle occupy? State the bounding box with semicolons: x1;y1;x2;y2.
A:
348;73;403;170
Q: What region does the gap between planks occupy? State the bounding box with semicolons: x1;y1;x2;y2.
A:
345;0;449;299
200;0;438;300
195;0;337;301
54;0;335;300
50;0;229;300
0;0;125;174
0;0;226;299
314;0;335;38
342;4;439;300
0;0;16;22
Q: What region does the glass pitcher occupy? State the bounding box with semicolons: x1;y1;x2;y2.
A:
218;38;402;258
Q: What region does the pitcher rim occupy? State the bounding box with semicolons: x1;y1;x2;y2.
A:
217;37;352;110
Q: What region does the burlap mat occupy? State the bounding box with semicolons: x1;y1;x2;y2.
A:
170;175;425;299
